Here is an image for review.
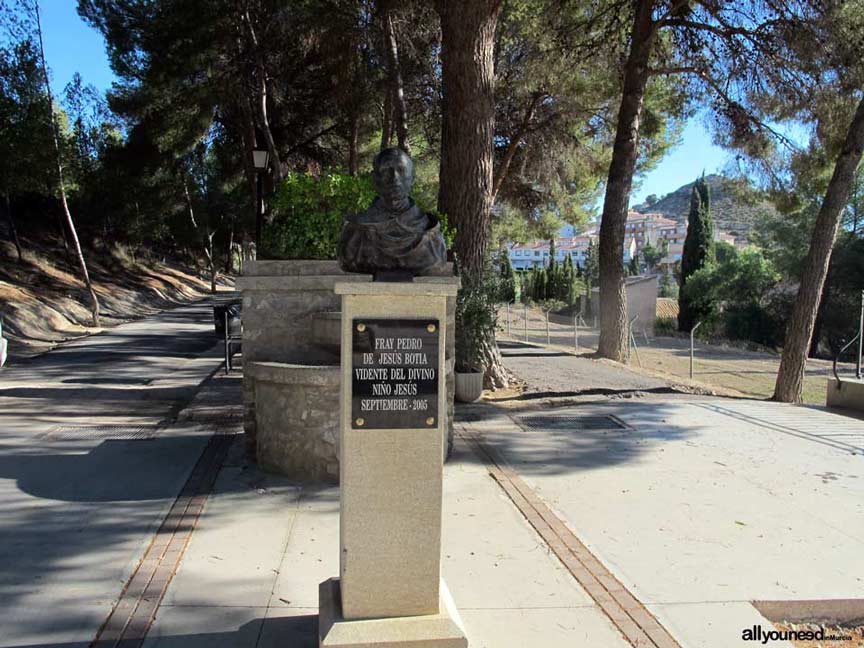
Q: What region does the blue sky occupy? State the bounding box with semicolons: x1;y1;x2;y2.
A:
39;1;117;97
39;2;735;206
630;119;730;206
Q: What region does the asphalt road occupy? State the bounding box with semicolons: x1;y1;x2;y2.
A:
0;301;225;648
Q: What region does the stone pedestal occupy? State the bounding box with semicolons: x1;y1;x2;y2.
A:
319;278;467;648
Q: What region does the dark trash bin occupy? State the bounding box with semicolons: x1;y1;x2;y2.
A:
214;300;242;338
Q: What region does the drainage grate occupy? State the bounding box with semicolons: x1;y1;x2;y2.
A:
516;414;627;431
42;425;160;441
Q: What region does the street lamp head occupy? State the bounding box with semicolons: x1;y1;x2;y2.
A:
252;149;270;170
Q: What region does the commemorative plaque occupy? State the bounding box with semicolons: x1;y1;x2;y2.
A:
351;318;439;429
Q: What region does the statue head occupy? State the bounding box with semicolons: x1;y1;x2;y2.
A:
373;147;414;212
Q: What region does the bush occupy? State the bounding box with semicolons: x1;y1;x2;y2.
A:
654;316;678;336
681;247;782;345
263;170;455;260
456;265;500;372
264;171;375;259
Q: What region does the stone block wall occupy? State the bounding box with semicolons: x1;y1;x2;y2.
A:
249;361;341;483
239;260;458;481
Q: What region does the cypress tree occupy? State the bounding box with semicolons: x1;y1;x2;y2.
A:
563;253;575;304
499;248;517;302
537;267;547;301
678;175;714;331
546;239;557;299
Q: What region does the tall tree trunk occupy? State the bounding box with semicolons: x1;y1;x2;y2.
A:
4;195;23;262
205;231;218;294
227;224;235;273
774;96;864;403
597;1;655;362
182;178;218;293
35;1;100;327
348;112;360;175
382;2;410;154
237;96;261;247
808;268;831;358
437;0;509;389
437;0;501;279
381;92;393;150
238;1;283;183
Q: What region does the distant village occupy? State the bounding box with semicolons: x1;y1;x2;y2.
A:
507;210;742;274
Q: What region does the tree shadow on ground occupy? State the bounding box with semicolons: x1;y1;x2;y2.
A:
454;400;705;476
6;613;318;648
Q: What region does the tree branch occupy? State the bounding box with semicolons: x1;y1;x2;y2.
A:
647;65;802;151
492;93;544;202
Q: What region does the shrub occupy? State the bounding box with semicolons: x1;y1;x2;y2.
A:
264;171;375;259
455;264;500;372
655;316;677;336
263;170;454;260
681;247;782;345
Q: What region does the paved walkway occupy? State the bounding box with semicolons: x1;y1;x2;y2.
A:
5;314;863;648
0;301;228;648
464;400;864;648
137;427;632;648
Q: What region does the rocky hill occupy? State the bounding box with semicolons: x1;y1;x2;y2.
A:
632;174;777;237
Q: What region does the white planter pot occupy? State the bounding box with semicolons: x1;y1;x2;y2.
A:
455;370;484;403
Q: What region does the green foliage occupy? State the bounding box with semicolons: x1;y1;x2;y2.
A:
818;232;864;354
658;272;677;298
0;34;65;199
679;175;715;330
583;242;599;287
263;170;453;260
654;316;677;336
681;247;782;345
455;263;500;372
518;250;580;306
627;256;639;276
498;249;517;302
641;239;667;271
263;171;375;260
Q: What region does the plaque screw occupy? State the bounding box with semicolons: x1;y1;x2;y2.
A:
355;417;364;426
356;323;366;332
426;417;435;425
427;323;436;333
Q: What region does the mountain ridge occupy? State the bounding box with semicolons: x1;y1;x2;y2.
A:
632;174;776;236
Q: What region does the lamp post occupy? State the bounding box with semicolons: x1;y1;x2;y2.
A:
252;148;270;249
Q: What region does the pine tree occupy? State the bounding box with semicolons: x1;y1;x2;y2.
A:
678;175;714;331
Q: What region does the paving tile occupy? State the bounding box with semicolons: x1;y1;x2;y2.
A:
142;605;265;648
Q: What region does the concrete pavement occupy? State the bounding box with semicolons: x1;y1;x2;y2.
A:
140;433;632;648
464;399;864;648
0;301;228;648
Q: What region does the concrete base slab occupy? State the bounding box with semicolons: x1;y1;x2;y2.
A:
826;376;864;412
318;578;467;648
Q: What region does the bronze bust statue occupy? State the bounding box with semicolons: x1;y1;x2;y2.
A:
338;148;447;277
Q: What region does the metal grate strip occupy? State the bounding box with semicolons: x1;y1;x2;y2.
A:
516;414;627;431
42;425;159;441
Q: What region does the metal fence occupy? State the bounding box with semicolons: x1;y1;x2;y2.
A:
499;303;597;352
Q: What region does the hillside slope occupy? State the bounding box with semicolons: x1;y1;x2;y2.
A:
0;237;231;361
633;174;777;237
